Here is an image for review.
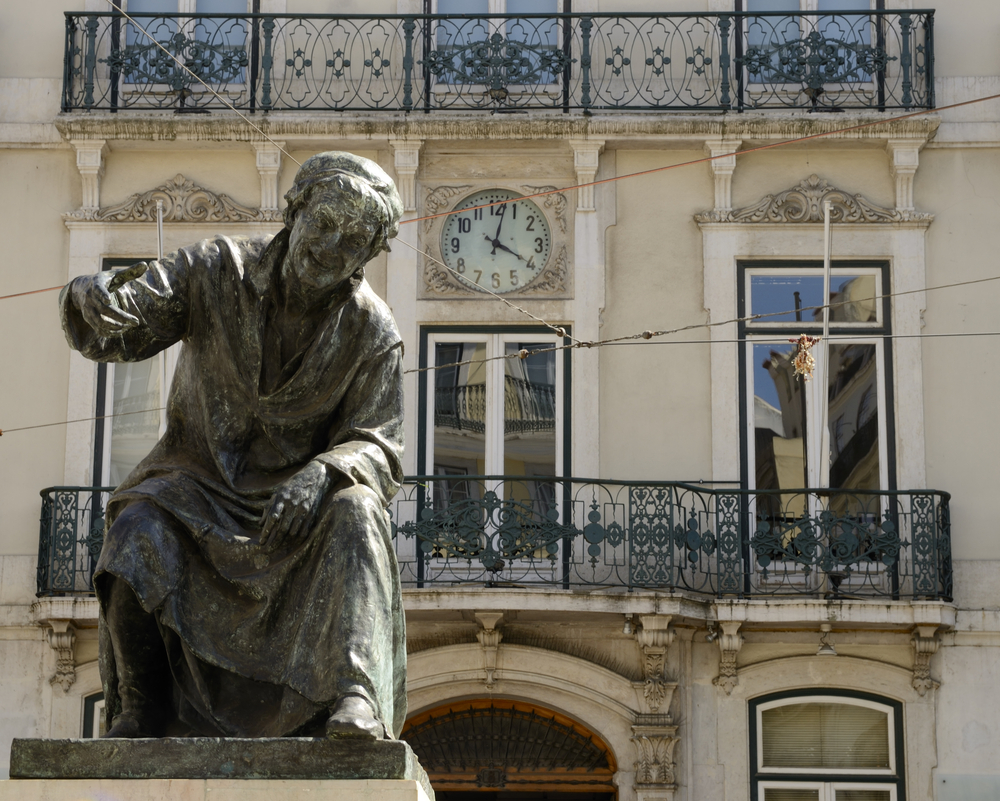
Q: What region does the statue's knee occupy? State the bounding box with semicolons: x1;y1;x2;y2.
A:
327;483;383;521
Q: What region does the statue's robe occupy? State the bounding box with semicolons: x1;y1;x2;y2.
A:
60;231;406;738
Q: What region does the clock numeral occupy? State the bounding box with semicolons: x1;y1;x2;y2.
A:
474;270;482;284
509;270;519;286
490;203;506;218
511;203;517;220
456;257;466;273
451;237;460;253
492;272;501;289
526;256;536;271
526;215;535;232
458;218;471;234
474;208;483;221
534;237;544;253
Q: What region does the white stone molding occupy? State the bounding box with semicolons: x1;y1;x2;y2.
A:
703;137;741;219
911;624;941;696
631;721;680;801
390;139;423;212
252;140;286;215
635;615;676;713
474;611;504;689
713;621;744;695
567;139;605;212
695;173;933;225
70;139;108;216
45;620;77;693
65;174;279;223
886;138;922;212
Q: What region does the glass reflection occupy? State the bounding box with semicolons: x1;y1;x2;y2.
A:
750;274;877;324
432;342;486;510
828;343;879;494
504;343;556;519
109;359;161;485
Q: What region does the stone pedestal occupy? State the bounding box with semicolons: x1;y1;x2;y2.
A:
7;738;433;800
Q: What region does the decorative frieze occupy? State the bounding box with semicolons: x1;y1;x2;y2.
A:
695;173;932;224
911;624;940;696
46;620;76;693
713;621;744;695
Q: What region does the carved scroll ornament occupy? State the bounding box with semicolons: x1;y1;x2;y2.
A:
695;174;932;224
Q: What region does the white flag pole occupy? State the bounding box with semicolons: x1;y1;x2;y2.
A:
818;200;833;491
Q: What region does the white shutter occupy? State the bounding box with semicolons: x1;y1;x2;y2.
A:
762;702;890;769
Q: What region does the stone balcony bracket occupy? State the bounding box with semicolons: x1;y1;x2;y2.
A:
568;138;605;212
704;137;741;216
911;624;941;697
32;597;101;694
474;610;504;689
390;139;424;212
252;140;286;213
634;615;676;714
886;137;927;212
70;139;109;214
712;621;744;696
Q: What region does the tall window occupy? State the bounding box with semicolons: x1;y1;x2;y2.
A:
750;691;905;800
740;262;894;499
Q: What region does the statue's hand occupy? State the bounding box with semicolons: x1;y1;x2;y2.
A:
72;270;141;337
260;460;332;553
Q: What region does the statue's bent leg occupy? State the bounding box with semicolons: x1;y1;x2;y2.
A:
102;576;173;737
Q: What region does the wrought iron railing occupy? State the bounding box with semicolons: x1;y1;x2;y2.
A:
62;11;934;113
38;479;952;600
435;377;556;435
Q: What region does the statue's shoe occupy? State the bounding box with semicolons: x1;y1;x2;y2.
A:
325;695;385;740
103;712;158;738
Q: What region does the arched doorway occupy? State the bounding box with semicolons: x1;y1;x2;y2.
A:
401;699;617;800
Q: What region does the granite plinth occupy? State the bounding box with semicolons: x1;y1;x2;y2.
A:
9;738;433;800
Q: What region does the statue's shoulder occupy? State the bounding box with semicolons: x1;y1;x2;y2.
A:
352;280;402;349
177;234;275;269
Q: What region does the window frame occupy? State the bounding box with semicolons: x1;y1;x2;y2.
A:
749;689;906;801
737;260;897;494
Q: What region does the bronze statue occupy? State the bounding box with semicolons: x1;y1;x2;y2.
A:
59;152;406;740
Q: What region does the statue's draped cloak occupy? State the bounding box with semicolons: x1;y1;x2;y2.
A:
60;233;406;738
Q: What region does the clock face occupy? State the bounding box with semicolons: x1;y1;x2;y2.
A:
440;189;552;294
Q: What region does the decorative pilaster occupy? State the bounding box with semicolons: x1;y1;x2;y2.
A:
475;611;504;689
631;719;680;801
713;621;743;695
253;140;285;218
703;137;741;219
569;138;605;212
70;139;108;216
911;624;940;696
886;139;921;213
390;139;424;212
46;620;76;693
635;615;675;713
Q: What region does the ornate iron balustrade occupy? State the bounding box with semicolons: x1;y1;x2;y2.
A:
62;11;934;113
38;480;952;600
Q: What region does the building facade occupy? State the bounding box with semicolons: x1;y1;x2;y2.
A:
1;1;999;799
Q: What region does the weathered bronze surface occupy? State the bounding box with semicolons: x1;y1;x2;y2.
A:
59;153;407;741
10;738;433;798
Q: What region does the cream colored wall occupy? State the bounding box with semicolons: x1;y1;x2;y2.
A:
918;147;1000;562
0;149;78;556
0;1;68;80
928;0;1000;79
601;149;713;482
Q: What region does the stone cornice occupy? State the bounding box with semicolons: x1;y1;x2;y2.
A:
54;112;941;146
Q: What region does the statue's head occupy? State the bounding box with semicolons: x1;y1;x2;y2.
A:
283;151;403;255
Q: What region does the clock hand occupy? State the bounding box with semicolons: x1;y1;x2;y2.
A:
493;241;525;261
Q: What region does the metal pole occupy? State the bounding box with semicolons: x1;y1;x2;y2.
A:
819;200;832;489
156;199;164;260
156;199;168;437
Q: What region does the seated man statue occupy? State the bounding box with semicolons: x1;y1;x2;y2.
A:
59;152;406;740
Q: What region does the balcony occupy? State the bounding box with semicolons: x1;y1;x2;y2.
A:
62;10;934;114
38;479;951;600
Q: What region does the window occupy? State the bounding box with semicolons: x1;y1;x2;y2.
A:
740;262;894;502
750;691;905;800
93;259;177;488
82;693;106;738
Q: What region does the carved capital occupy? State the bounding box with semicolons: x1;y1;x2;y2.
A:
475;611;504;689
704;137;741;215
70;139;108;212
911;624;940;696
45;620;77;693
253;140;286;213
631;722;679;794
713;621;743;695
390;139;424;212
568;139;605;212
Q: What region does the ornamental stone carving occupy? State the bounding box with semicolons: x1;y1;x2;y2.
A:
695;173;932;224
632;719;680;801
422;184;472;233
521;185;569;233
64;174;281;223
911;624;940;696
46;620;77;693
634;615;676;714
712;621;744;695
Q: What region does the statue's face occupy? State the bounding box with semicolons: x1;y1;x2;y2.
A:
286;184;380;292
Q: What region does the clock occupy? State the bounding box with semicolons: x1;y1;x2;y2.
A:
440;188;552;294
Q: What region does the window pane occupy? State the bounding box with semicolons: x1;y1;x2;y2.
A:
437;0;488;12
828;343;879;493
753;342;806;511
127;0;177;11
432;343;487;510
762;702;890;769
750;274;877;325
818;0;870;11
506;0;559;53
196;0;244;10
764;790;821;801
504;343;556;516
109;359;162;485
836;791;891;801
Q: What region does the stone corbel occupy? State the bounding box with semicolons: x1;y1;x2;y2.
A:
886;138;922;213
631;720;680;801
569;138;605;212
45;620;77;693
390;139;424;212
475;611;504;689
712;621;743;695
704;137;741;219
635;615;675;713
911;624;940;696
253;140;286;219
70;139;109;216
